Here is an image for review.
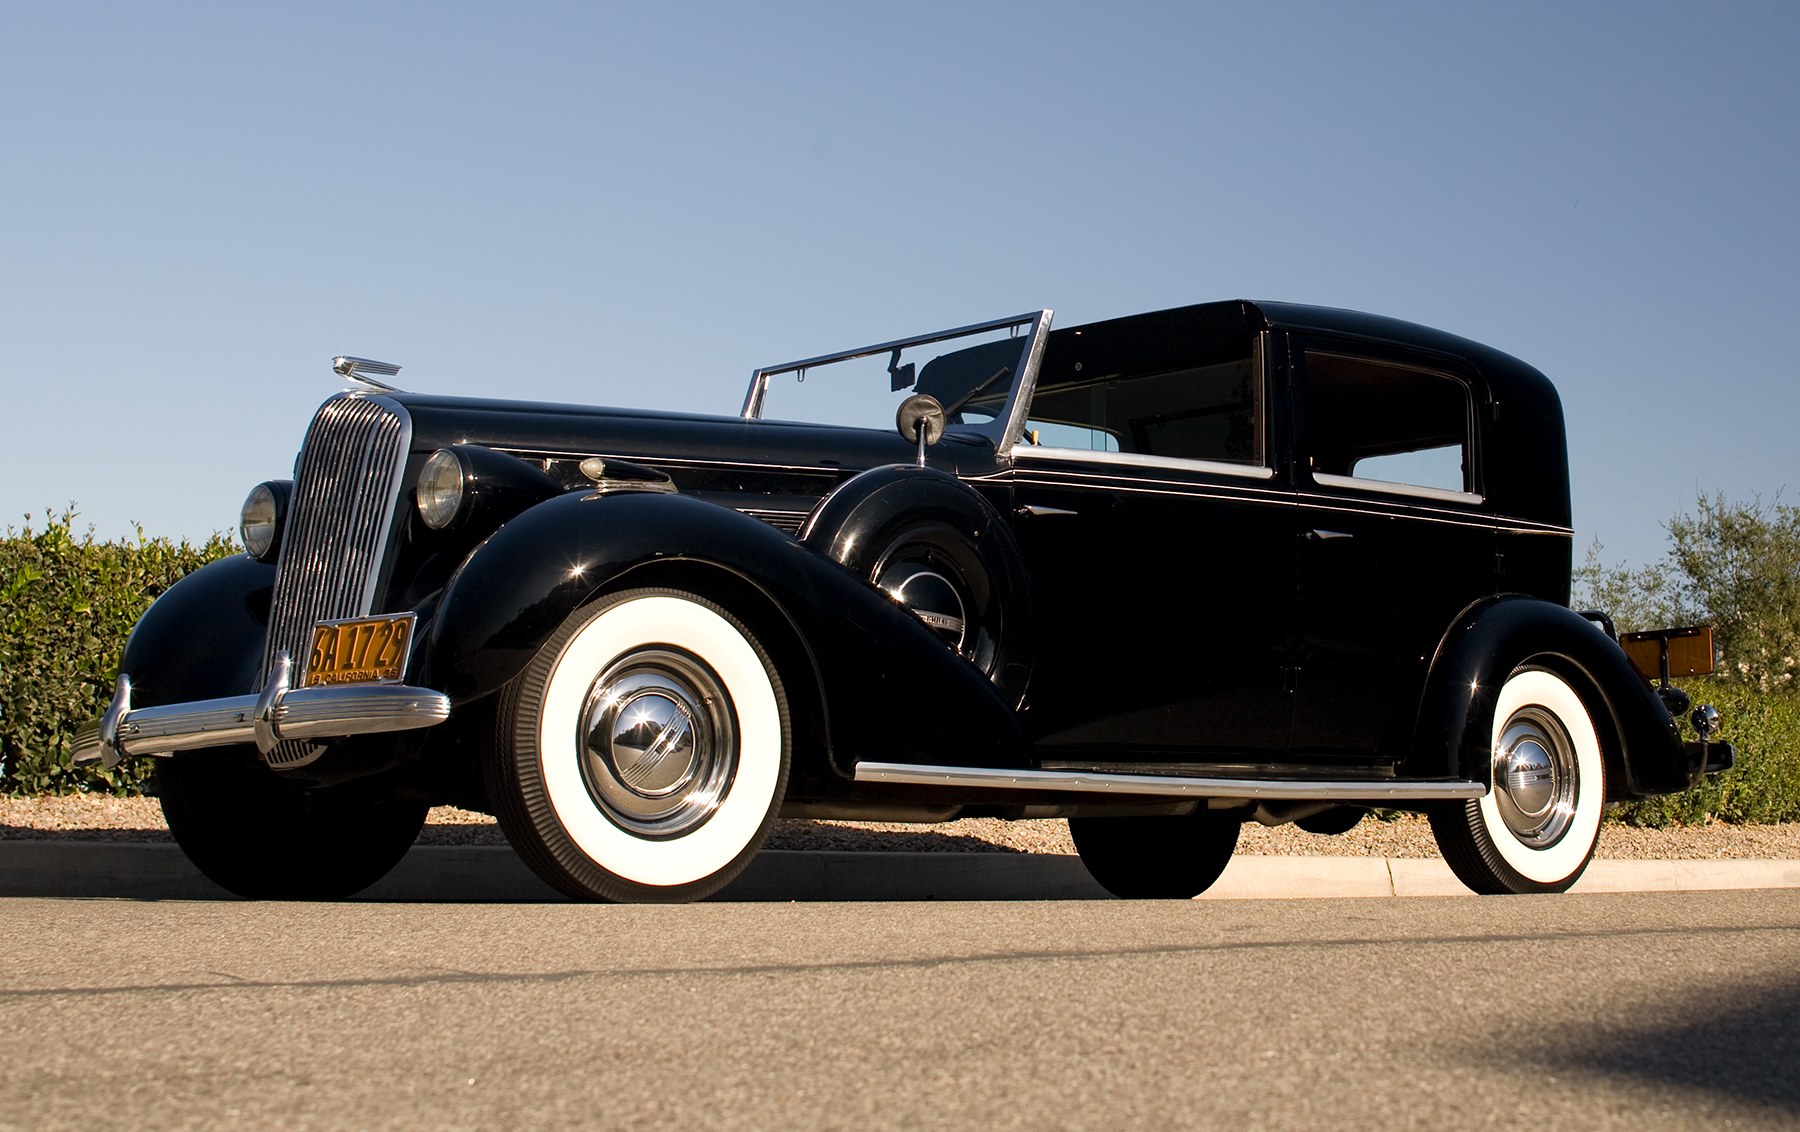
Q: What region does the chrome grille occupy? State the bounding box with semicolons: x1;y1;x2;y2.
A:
260;393;412;767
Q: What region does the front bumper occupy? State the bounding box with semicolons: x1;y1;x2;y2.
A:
72;653;451;769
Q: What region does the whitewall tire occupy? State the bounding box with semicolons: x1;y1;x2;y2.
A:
489;588;790;902
1431;667;1605;894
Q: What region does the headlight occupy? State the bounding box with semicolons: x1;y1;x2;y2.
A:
416;448;466;530
240;481;290;562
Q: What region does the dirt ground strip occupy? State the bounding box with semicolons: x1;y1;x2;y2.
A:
4;794;1799;859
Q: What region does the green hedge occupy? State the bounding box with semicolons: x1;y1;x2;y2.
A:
1612;678;1800;826
0;510;236;795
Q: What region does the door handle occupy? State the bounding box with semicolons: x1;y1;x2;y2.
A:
1303;529;1354;541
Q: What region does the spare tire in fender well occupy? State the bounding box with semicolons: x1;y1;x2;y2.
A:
802;464;1033;707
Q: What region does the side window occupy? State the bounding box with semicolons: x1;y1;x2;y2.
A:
1026;343;1262;466
1304;351;1476;498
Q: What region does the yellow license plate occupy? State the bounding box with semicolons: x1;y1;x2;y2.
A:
301;614;416;687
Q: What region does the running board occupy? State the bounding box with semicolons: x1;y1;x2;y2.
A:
852;762;1487;802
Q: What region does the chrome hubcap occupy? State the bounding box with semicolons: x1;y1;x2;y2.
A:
876;564;968;651
577;648;737;838
1492;706;1577;848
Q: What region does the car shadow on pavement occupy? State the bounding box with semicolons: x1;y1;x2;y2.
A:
1521;978;1800;1115
0;822;172;842
0;839;1107;902
761;823;1030;854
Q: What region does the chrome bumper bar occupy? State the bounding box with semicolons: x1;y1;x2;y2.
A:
72;652;451;769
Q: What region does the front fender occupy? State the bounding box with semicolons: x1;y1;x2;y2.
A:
1408;595;1685;799
423;490;1028;772
120;554;275;708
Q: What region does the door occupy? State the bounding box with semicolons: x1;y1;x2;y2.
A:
1287;338;1498;762
1005;311;1295;765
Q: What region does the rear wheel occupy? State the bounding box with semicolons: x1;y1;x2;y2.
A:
1069;811;1241;899
1295;806;1366;836
156;753;427;900
1430;667;1605;895
487;588;791;903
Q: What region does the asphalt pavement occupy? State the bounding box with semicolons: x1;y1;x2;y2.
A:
7;890;1799;1129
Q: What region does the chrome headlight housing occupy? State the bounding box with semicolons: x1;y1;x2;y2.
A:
240;480;292;562
416;448;467;530
415;444;566;534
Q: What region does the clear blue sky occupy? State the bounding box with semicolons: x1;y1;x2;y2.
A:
4;1;1795;572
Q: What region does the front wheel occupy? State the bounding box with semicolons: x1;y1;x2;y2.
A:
1430;667;1606;894
1069;811;1241;899
487;588;791;903
156;753;427;900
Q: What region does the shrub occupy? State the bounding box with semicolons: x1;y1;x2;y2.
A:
1612;678;1800;826
0;509;236;795
1578;494;1800;824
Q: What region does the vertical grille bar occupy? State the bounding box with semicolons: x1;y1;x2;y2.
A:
260;393;412;767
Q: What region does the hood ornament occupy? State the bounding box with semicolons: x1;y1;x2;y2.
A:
331;355;404;392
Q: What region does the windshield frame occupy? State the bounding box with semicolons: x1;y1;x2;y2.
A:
741;309;1054;450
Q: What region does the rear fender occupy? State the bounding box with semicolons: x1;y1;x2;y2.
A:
423;490;1028;775
1407;595;1686;799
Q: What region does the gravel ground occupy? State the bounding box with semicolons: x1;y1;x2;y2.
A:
5;794;1800;859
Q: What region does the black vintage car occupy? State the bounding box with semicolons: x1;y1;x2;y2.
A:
76;301;1730;901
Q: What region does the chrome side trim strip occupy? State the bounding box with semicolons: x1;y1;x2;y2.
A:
1289;491;1531;533
852;761;1487;802
71;680;451;766
1014;473;1292;509
499;449;838;478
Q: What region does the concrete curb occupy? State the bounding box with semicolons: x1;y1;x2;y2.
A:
4;841;1800;901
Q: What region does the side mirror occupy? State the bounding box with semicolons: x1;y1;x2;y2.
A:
896;394;947;466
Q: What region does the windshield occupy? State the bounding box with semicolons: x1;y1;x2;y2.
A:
742;311;1052;446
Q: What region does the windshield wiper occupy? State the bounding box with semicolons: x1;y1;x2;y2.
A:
942;366;1012;420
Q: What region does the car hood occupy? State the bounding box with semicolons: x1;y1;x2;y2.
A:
388;391;996;478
